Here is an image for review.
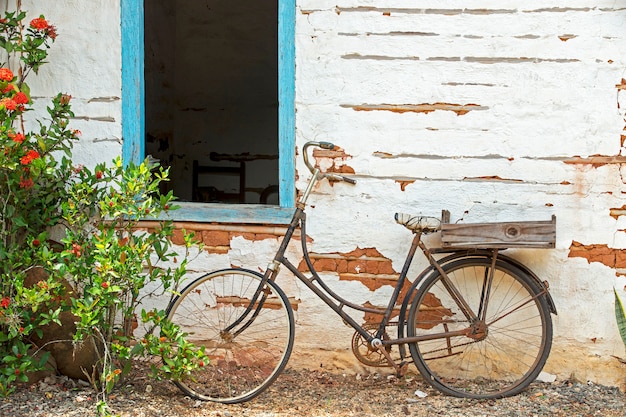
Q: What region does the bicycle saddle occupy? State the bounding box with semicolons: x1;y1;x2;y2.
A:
395;213;441;234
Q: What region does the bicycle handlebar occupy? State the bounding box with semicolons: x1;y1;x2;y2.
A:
302;141;356;184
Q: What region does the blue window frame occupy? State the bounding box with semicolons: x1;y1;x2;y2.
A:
120;0;295;224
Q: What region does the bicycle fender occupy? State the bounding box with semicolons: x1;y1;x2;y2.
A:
494;252;558;315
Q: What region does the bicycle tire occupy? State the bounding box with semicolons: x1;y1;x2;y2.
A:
166;268;295;403
407;257;552;399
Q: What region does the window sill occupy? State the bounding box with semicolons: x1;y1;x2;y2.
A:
160;202;294;224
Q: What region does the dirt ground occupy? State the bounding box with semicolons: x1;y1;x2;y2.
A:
1;359;625;417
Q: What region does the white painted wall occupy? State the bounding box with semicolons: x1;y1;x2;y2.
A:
16;0;626;386
15;0;122;168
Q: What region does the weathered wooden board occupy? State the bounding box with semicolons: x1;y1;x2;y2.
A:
440;215;556;249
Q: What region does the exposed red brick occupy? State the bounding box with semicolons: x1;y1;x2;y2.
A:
615;251;626;268
338;164;355;174
313;258;336;272
365;260;380;274
169;229;188;245
344;102;485;116
363;302;399;324
396;180;415;191
202;230;230;246
563;155;626;168
336;259;348;273
345;247;367;258
312;146;355;178
377;261;396;275
610;205;626;219
347;259;368;274
297;258;308;272
254;233;279;241
288;298;300;311
569;241;617;268
230;232;256;241
364;248;385;258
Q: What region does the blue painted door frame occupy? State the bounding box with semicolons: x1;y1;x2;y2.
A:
121;0;295;224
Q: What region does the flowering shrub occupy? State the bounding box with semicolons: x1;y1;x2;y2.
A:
0;4;206;414
54;157;206;398
0;9;77;396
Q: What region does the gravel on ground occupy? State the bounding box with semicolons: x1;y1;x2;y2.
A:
1;362;624;417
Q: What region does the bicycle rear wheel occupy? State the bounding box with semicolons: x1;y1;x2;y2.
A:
166;268;295;403
407;257;552;398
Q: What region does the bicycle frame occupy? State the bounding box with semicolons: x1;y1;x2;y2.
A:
257;163;493;361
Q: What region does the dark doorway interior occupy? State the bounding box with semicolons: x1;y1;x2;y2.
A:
144;1;279;204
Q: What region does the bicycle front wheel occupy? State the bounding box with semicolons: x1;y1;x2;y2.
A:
166;268;295;403
407;257;552;398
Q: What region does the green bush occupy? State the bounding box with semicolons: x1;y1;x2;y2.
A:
0;4;206;415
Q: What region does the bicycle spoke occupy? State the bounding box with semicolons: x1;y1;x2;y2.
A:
408;257;552;398
166;269;294;403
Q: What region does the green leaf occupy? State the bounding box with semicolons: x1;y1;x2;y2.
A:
614;288;626;347
19;82;29;98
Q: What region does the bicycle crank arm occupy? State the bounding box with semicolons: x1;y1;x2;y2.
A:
371;338;409;377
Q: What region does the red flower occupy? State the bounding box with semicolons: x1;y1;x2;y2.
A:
0;68;13;81
30;17;49;30
95;171;103;179
11;132;25;144
1;297;9;308
13;92;28;105
14;369;19;375
19;177;34;189
47;26;57;40
1;97;17;111
32;239;40;246
2;84;14;94
101;282;109;289
59;94;71;105
71;243;82;257
20;150;39;165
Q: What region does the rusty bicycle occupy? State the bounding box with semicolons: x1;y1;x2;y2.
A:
165;141;557;404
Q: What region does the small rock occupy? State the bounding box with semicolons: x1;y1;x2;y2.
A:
536;372;557;383
145;384;152;393
414;389;428;398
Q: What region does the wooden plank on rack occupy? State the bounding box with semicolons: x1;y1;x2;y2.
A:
441;216;556;249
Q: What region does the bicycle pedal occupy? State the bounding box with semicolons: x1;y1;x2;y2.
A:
396;361;409;378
